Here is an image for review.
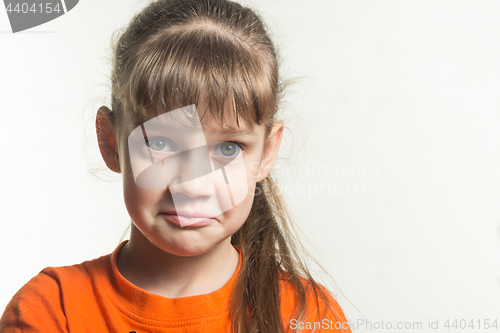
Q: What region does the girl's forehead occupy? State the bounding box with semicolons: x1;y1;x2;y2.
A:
122;103;262;139
199;107;260;136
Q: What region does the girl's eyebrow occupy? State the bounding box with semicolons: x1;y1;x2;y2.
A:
206;127;257;137
223;128;255;136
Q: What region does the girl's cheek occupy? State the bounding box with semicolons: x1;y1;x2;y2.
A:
247;158;262;177
244;161;259;189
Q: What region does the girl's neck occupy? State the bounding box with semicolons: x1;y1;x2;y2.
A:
116;224;240;298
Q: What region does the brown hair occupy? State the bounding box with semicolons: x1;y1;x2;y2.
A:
107;0;348;332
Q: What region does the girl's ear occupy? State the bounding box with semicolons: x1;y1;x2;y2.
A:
96;106;121;173
256;120;284;182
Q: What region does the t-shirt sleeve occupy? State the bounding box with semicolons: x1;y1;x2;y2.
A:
0;269;68;333
283;280;352;333
312;285;351;333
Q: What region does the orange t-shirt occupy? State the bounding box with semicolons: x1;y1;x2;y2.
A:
0;242;350;332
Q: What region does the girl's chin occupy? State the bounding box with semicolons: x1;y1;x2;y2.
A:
149;236;224;257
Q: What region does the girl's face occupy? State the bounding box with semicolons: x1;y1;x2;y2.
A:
96;103;283;257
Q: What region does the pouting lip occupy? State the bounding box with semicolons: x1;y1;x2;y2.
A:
160;210;217;227
160;210;213;219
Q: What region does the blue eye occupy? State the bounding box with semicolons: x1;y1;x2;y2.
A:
215;142;241;157
145;137;174;152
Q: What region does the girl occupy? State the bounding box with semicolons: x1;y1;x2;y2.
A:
0;0;351;332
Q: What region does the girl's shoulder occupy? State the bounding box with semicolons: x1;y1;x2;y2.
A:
0;251;113;332
278;271;351;333
18;249;112;296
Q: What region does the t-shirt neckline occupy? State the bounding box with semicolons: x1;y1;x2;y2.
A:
97;240;242;322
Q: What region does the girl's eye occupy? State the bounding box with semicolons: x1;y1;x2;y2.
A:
215;142;242;157
145;137;174;152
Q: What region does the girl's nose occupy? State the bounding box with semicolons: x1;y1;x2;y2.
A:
165;146;216;198
168;171;216;198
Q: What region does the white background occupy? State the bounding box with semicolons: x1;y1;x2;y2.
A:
1;0;500;332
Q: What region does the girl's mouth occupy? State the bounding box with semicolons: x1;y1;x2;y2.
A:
159;211;216;227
